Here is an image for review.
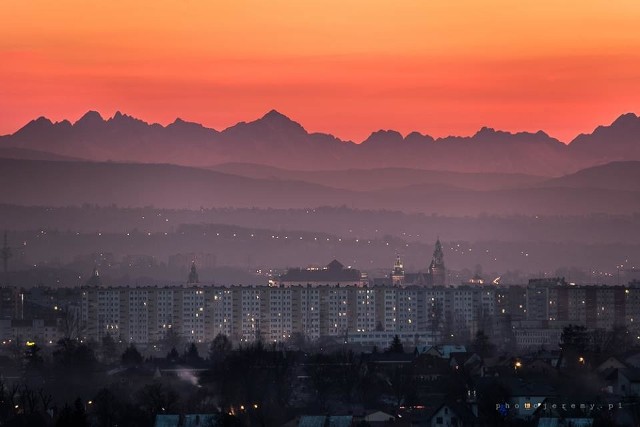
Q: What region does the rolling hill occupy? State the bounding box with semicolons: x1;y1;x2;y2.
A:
210;162;548;192
1;158;639;216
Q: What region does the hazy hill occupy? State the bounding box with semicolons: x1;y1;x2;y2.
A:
0;158;356;210
540;161;640;192
0;147;80;161
210;162;548;192
2;110;638;175
1;158;639;215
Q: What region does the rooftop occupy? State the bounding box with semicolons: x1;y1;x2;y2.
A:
279;260;361;283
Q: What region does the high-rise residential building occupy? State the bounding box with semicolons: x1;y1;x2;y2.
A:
206;288;233;339
181;288;206;342
77;283;499;346
299;287;321;340
236;287;263;343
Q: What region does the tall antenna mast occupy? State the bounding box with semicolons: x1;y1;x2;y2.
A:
1;231;12;283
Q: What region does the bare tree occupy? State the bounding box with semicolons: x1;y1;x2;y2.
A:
60;307;86;340
38;389;53;413
21;385;39;414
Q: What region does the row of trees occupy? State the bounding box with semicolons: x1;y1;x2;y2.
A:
5;323;637;427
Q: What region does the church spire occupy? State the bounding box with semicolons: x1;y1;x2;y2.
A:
391;253;405;286
85;265;102;287
428;238;446;286
188;261;199;284
433;237;443;264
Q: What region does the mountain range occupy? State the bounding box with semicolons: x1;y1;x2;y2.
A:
1;158;639;216
1;110;639;175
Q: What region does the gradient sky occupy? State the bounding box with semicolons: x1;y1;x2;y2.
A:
1;0;639;142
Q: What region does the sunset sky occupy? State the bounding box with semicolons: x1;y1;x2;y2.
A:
1;0;639;142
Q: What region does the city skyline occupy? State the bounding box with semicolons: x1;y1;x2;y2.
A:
2;1;640;425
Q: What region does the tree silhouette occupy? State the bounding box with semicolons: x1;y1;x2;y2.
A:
136;383;179;417
286;332;307;350
306;353;335;411
121;344;143;367
386;365;414;409
92;388;121;427
470;330;496;358
55;398;88;427
336;350;362;404
386;335;404;354
53;338;97;372
209;333;232;361
160;328;184;354
560;324;591;371
184;343;202;365
560;325;589;352
100;335;119;364
166;347;181;363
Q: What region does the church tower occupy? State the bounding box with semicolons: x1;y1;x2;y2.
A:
85;266;102;287
391;253;405;286
188;261;199;284
428;238;446;286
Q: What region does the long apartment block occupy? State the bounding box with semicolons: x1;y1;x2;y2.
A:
79;280;640;346
80;284;498;345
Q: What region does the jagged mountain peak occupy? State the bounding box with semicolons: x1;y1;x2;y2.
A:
109;111;141;123
611;112;639;126
107;111;156;129
261;109;290;121
405;131;435;143
570;112;640;149
169;117;202;128
223;109;308;138
167;117;218;136
471;126;556;145
255;109;306;131
474;126;497;137
32;116;53;126
14;116;54;134
75;111;104;126
363;129;405;145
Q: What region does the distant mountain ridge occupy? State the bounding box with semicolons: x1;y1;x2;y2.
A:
542;161;640;192
209;162;548;192
0;147;81;162
1;110;638;175
0;158;638;216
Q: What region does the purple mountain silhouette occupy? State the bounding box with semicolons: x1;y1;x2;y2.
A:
569;112;640;163
1;110;638;174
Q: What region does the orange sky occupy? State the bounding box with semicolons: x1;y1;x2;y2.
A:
1;0;639;142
